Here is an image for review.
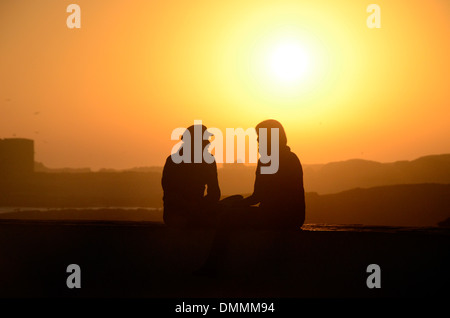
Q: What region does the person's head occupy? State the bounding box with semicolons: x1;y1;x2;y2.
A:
180;124;213;160
254;119;287;174
255;119;288;151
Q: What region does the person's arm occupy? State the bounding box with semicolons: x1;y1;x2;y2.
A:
204;161;221;203
239;193;260;206
235;160;262;207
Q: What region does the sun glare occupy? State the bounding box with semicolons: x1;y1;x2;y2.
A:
268;41;309;83
218;14;354;113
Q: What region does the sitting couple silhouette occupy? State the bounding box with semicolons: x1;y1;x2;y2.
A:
161;119;305;231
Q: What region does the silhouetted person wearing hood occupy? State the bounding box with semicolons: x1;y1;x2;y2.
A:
239;119;305;229
195;119;305;276
162;124;220;227
220;119;305;229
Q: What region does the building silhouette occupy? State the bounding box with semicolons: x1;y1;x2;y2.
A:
0;138;34;178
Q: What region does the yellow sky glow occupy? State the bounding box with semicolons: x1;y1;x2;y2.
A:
0;0;449;169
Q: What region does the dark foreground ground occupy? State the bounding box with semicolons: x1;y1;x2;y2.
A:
0;219;448;298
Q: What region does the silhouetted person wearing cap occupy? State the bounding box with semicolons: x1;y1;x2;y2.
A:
162;124;220;227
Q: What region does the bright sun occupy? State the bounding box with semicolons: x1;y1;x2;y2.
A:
220;25;333;105
267;40;309;84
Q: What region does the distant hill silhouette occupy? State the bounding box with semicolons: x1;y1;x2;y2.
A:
3;154;446;227
306;183;450;227
34;162;162;174
0;172;163;208
222;154;450;194
34;162;92;173
218;154;450;195
35;154;450;195
438;217;450;228
304;154;450;194
1;178;448;227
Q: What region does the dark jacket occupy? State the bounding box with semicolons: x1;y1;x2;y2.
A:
251;147;305;227
161;155;220;220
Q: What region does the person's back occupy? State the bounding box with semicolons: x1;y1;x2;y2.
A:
255;147;305;228
161;124;220;227
162;156;220;221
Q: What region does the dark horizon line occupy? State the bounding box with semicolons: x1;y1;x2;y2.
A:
33;153;450;172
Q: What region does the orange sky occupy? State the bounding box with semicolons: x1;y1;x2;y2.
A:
1;0;449;169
